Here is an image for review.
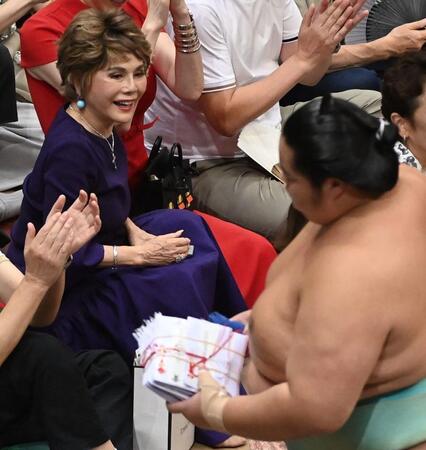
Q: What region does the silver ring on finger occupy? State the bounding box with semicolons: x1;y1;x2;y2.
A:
175;254;185;263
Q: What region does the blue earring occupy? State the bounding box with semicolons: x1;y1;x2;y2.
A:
76;96;86;109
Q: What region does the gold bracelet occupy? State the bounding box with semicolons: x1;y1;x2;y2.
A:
175;35;199;46
175;42;201;53
174;34;201;53
173;11;201;53
172;12;196;31
174;29;197;39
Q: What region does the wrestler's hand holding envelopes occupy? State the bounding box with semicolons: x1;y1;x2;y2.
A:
133;313;248;402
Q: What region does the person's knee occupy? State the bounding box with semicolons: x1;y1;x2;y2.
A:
350;69;381;92
13;333;80;385
326;68;381;92
18;332;74;366
332;89;383;118
83;350;132;392
97;351;131;384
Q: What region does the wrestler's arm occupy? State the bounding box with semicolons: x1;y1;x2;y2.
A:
330;18;426;70
171;247;391;440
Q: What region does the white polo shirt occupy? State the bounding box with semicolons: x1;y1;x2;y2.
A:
145;0;302;160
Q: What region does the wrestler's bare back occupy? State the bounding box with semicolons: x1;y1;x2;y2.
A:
246;166;426;401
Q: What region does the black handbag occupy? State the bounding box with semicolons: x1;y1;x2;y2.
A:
138;136;194;213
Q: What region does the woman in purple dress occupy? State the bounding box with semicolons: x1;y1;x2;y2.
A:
8;8;246;362
7;9;246;446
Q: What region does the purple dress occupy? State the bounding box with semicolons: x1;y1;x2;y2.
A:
7;109;246;443
8;107;246;356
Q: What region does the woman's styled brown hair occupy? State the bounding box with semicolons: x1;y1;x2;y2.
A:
57;8;151;101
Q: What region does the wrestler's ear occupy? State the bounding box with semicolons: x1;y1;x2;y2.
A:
322;178;345;201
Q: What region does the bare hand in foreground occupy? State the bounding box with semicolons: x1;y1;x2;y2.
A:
296;0;368;84
230;310;251;335
24;210;74;289
134;230;191;266
385;18;426;55
47;190;101;254
24;191;101;288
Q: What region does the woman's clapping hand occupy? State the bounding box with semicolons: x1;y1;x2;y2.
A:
24;210;73;288
47;190;101;254
296;0;367;85
145;0;171;32
24;191;101;288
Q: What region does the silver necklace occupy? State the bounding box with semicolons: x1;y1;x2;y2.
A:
69;105;117;170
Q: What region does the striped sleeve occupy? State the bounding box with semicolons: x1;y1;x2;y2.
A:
282;0;302;43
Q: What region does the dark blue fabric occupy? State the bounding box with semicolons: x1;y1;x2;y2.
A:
280;67;381;106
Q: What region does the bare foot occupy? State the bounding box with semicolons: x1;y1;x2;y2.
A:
215;435;247;448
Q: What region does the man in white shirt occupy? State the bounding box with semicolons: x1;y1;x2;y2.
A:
145;0;381;242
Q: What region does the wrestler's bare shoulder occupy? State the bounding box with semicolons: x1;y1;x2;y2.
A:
311;167;425;270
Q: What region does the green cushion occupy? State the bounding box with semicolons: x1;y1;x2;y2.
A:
1;443;49;450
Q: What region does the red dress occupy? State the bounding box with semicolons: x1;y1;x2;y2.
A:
20;0;276;306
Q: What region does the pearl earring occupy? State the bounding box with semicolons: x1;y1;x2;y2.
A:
76;97;86;109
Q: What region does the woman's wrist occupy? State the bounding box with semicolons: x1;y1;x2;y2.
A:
113;246;145;266
141;17;164;38
173;10;201;54
21;273;51;294
170;7;191;24
199;371;229;432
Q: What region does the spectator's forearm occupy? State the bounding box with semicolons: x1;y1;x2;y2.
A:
0;0;33;31
330;39;394;70
30;273;65;327
171;8;203;101
0;277;48;365
141;20;162;55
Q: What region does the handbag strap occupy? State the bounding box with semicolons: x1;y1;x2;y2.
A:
149;136;163;161
169;143;184;168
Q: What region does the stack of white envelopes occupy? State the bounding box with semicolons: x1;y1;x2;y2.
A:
133;313;248;403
